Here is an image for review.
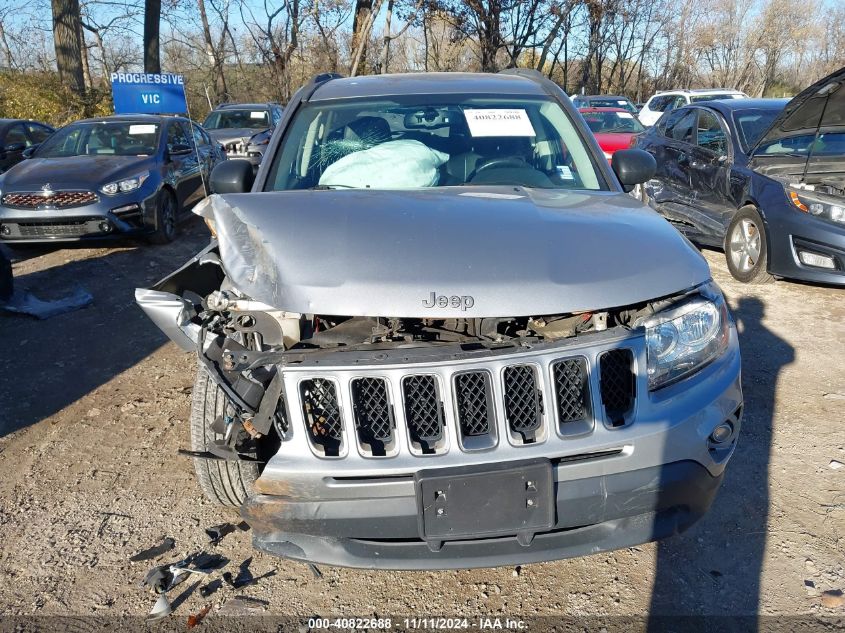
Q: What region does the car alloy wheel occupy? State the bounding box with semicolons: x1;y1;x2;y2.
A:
728;218;761;273
150;189;178;245
724;206;773;284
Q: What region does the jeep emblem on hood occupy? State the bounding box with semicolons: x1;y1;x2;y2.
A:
423;292;474;310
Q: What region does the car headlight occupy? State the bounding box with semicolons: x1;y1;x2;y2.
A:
101;173;149;195
641;291;730;390
788;188;845;223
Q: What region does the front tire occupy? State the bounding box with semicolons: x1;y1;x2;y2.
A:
149;188;178;245
190;366;259;507
724;205;774;284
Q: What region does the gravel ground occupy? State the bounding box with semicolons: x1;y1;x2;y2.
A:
0;219;843;625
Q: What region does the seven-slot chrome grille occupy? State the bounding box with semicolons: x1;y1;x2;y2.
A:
287;345;638;458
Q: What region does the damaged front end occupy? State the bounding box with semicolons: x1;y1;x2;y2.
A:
137;193;741;569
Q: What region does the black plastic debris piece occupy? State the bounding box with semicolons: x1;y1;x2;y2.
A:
223;556;276;589
130;537;176;562
199;578;223;598
142;552;227;594
205;523;236;544
308;563;322;579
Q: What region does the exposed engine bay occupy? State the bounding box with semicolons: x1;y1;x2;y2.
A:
145;243;705;464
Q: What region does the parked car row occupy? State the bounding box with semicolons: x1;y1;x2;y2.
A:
632;67;844;287
0;101;283;246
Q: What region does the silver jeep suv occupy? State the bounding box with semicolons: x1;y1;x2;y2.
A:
137;70;743;569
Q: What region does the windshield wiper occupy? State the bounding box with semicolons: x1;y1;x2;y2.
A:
309;183;362;190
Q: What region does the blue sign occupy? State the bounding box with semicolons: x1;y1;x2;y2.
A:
111;73;188;114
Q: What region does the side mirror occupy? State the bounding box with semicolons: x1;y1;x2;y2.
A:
5;142;26;153
210;159;255;194
169;144;193;156
611;149;656;192
22;146;38;159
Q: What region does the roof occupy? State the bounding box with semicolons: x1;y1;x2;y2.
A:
578;107;630;112
574;95;631;100
656;88;746;95
309;72;548;102
74;114;182;124
698;98;790;113
214;103;280;110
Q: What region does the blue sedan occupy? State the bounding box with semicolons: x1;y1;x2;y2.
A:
0;114;225;245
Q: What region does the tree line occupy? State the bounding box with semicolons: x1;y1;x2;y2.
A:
0;0;842;122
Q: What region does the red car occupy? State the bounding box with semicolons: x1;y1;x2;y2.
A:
579;107;645;161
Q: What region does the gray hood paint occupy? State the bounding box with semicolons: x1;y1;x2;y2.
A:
195;188;710;317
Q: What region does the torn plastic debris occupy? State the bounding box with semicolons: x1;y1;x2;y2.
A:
205;521;249;545
0;286;93;319
147;592;172;622
143;552;227;620
222;556;276;589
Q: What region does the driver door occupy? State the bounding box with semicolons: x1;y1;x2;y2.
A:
688;108;734;242
166;121;201;207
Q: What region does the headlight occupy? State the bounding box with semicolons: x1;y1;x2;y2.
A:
788;188;845;223
101;173;149;195
642;292;730;390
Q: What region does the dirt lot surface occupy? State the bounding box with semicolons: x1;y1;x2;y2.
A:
1;219;843;625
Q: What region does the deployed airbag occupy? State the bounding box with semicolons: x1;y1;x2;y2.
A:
319;140;449;189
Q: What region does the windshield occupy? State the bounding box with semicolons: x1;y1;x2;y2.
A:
203;109;270;130
587;98;637;113
732;108;783;152
35;121;160;157
580;110;644;134
690;93;745;103
756;131;845;156
265;95;606;191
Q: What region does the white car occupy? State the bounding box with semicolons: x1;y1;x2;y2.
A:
638;89;748;127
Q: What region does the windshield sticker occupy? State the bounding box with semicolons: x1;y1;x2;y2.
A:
463;109;536;137
617;100;627;105
129;124;157;135
617;112;634;119
556;166;574;179
250;111;266;119
459;192;525;200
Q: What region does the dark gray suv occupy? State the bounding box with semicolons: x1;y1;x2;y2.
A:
202;102;283;165
138;71;743;569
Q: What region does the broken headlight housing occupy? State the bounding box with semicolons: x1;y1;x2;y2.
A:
788;188;845;224
642;288;730;390
101;173;149;195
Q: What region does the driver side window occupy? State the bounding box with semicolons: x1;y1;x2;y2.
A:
167;122;191;152
696;110;728;156
665;110;697;144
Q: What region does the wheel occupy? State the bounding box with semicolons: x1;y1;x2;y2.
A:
149;188;178;244
190;365;260;506
724;206;774;284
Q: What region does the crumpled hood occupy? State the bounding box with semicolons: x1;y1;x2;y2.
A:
754;65;845;150
1;155;153;190
195;188;711;317
207;128;262;146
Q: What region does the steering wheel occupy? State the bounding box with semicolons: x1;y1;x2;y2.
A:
472;157;530;175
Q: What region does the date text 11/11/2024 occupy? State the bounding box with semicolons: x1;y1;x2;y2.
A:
306;617;528;630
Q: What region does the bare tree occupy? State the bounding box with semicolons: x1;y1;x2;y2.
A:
144;0;161;73
51;0;85;94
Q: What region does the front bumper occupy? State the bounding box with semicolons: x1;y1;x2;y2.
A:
767;206;845;285
0;186;158;243
240;322;742;569
244;460;723;570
